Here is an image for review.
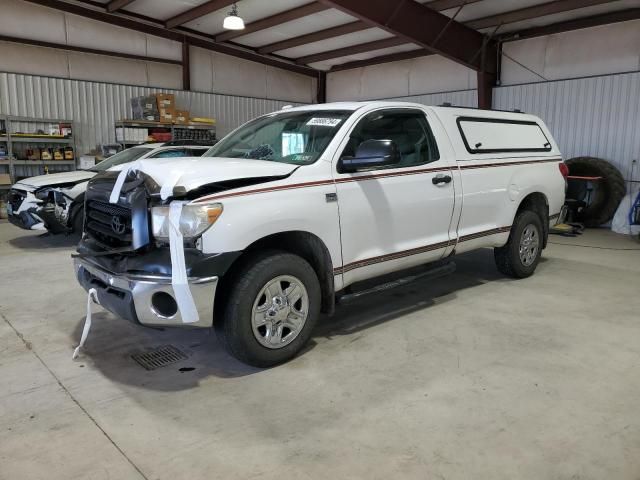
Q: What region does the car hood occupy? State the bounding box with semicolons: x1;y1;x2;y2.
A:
13;170;95;192
129;156;298;194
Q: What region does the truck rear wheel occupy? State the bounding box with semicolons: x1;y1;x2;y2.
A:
494;210;543;278
215;251;321;367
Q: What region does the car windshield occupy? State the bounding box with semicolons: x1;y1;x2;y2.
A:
88;147;152;172
205;110;352;165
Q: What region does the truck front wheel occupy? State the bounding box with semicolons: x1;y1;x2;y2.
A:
215;251;321;367
494;210;543;278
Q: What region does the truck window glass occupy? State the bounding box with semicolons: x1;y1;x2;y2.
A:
457;117;552;153
205;110;352;165
341;109;440;169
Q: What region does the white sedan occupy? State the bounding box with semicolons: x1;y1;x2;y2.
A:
7;142;212;234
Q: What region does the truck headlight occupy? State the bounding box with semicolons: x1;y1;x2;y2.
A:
151;203;223;240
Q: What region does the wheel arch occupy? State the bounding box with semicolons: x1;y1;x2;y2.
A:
514;192;549;248
215;230;335;318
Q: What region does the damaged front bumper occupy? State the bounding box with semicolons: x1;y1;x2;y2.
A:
8;210;46;230
74;257;219;328
7;189;46;230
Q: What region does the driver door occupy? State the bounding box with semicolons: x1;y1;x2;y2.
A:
333;108;456;286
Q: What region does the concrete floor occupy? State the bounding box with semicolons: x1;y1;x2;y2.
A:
1;220;640;480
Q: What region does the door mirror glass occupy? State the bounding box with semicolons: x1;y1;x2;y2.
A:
340;139;400;172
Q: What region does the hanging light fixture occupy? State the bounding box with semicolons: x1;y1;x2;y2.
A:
223;2;245;30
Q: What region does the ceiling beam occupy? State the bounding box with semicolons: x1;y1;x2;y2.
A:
317;0;497;73
165;0;236;29
215;2;328;42
467;0;621;30
0;33;182;65
425;0;482;9
328;5;640;73
259;20;367;54
329;49;433;72
259;0;483;55
23;0;318;77
297;37;409;65
106;0;135;12
502;7;640;40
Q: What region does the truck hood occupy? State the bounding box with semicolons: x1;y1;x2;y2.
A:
13;170;96;192
130;156;298;193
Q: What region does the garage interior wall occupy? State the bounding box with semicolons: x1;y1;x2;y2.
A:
326;55;478;107
0;0;315;155
327;19;639;181
497;19;640;181
0;72;304;157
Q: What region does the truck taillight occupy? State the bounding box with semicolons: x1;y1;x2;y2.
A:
559;162;569;179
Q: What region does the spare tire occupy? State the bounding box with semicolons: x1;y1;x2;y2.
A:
565;157;626;227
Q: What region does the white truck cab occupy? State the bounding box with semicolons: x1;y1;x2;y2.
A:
74;102;566;366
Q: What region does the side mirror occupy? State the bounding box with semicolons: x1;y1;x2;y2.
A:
340;139;400;172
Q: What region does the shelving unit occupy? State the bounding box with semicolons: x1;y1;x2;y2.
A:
0;116;9;190
115;120;216;148
0;116;77;186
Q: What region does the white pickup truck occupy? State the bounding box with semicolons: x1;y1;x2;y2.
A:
74;102;566;367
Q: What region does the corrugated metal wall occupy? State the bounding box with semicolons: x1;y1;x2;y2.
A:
0;72;304;155
494;72;640;180
386;89;478;108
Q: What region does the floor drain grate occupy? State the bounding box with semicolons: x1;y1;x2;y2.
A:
131;345;187;370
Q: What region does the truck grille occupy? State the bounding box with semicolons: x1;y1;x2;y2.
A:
85;200;133;248
8;189;26;212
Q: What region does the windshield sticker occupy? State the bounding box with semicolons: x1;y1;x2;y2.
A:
291;154;313;163
306;118;343;127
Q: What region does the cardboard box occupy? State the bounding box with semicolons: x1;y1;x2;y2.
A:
131;95;159;120
0;173;11;185
79;155;96;169
174;110;189;125
159;107;176;124
154;93;175;109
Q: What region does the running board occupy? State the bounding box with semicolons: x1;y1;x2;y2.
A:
337;261;456;304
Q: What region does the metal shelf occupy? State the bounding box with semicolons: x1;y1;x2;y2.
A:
10;137;74;144
115;119;216;148
173;124;216;130
116;120;215;129
13;160;76;165
2;116;77;184
8;115;72;123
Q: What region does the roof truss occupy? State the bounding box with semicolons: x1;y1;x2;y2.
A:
316;0;497;73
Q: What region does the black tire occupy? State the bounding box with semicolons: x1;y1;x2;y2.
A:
215;250;321;367
494;210;543;278
566;157;625;227
72;207;84;236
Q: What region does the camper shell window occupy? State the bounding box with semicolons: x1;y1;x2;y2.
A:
457;116;552;154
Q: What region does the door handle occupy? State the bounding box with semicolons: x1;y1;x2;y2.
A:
432;174;452;185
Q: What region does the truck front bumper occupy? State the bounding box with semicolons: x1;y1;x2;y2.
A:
74;257;218;328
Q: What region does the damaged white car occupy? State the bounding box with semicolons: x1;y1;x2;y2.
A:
7;142;212;234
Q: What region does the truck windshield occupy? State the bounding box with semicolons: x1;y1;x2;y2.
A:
205;110;352;165
88;147;152;172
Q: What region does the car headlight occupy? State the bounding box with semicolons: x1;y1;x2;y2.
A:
151;203;223;241
34;187;53;201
